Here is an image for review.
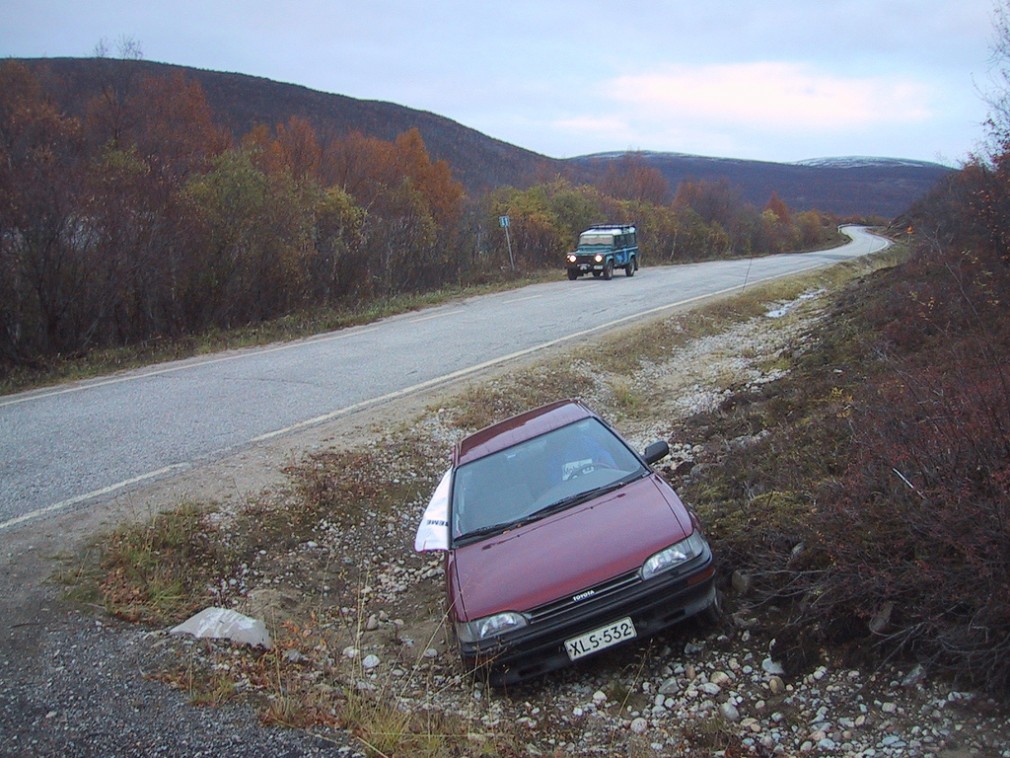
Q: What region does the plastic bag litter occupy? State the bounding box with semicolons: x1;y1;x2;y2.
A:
170;606;272;648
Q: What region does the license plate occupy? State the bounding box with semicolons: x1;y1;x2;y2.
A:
564;617;636;661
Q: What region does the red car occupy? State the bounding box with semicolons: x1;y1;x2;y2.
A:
415;399;719;686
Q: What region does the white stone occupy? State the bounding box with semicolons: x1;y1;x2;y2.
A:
630;717;648;734
711;670;732;686
720;702;741;722
762;657;785;675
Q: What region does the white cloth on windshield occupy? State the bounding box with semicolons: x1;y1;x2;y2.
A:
414;468;451;552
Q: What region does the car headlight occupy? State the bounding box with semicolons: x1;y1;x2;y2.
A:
567;254;577;263
594;254;603;263
641;531;707;580
455;611;529;643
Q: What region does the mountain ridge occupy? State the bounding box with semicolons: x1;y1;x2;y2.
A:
16;57;953;217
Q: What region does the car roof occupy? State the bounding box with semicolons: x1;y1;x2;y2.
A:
454;399;595;466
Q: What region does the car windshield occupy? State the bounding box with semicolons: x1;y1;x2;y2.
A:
578;233;614;248
451;418;648;544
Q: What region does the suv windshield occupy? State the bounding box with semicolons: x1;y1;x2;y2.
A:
451;418;647;543
579;233;614;247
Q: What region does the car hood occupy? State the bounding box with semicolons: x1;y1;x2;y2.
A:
449;474;694;621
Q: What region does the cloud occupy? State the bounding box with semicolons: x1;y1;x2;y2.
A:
605;62;933;132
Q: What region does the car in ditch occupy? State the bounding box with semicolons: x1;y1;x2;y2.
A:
414;399;718;686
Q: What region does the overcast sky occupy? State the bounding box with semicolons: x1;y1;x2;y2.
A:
2;0;1000;165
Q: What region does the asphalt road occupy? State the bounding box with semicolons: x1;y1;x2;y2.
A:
0;226;889;529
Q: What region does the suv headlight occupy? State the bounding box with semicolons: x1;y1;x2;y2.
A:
594;254;604;263
567;254;577;263
455;611;528;643
641;531;707;580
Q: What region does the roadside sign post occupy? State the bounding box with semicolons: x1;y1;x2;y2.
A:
499;215;515;271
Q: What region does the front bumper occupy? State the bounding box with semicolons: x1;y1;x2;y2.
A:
568;260;604;273
458;547;716;687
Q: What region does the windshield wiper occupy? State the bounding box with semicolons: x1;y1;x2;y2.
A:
455;520;520;543
527;475;636;520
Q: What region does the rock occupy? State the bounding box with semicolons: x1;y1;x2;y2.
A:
720;702;741;722
630;717;648;734
768;676;786;695
731;570;753;595
658;677;681;695
170;607;272;649
362;654;380;670
365;614;380;631
869;601;894;634
762;657;785;675
710;670;732;686
901;663;927;687
672;459;695;476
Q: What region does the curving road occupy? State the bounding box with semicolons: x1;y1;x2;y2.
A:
0;226;889;529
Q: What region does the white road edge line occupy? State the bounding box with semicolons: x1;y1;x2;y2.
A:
0;464;189;531
251;275;789;443
408;311;457;324
503;294;542;304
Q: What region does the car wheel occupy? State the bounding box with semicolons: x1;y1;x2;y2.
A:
567;269;578;280
625;261;635;277
603;261;613;280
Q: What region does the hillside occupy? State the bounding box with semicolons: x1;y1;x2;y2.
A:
570;152;953;218
19;57;951;217
18;57;563;194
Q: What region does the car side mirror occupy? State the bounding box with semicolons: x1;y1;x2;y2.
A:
643;441;670;465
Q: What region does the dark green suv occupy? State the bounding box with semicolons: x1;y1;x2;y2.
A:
565;224;639;280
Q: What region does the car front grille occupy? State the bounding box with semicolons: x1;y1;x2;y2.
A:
527;570;641;624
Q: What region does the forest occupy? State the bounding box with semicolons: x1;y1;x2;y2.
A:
0;59;842;377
